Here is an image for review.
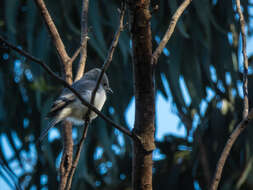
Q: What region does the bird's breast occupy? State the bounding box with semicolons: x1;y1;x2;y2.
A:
64;90;106;123
94;90;106;111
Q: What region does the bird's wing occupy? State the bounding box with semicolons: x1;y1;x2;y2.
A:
46;95;75;118
47;79;96;118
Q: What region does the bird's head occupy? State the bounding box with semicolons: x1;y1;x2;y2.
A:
85;68;113;94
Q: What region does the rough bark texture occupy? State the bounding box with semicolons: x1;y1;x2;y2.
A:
59;56;73;190
129;0;155;190
59;121;73;190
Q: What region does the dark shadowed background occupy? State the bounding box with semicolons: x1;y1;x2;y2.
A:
1;0;253;189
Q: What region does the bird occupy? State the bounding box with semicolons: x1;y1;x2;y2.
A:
38;68;112;143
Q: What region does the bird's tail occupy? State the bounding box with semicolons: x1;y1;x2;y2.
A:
37;118;59;144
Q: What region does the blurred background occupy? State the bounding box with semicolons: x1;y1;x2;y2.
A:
1;0;253;189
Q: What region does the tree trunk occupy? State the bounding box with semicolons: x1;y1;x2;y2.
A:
129;0;155;190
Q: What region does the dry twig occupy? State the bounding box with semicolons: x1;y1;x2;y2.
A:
65;120;89;190
69;46;82;65
210;110;253;190
152;0;192;65
91;2;125;104
237;2;249;119
75;0;89;81
210;1;250;189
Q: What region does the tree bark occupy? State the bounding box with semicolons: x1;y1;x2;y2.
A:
59;44;73;190
59;121;73;190
129;0;155;190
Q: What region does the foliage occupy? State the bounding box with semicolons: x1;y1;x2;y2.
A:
0;0;253;189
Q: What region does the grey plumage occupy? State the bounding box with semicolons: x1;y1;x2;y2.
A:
38;68;112;143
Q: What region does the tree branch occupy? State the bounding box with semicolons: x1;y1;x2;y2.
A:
152;0;192;65
210;109;253;190
91;2;125;106
69;46;82;65
34;0;70;65
0;36;61;79
236;0;249;119
75;0;89;81
65;120;89;190
64;4;126;189
210;1;250;190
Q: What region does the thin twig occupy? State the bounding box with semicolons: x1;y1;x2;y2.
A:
69;46;82;64
152;0;192;65
210;109;253;190
236;0;249;119
34;0;70;64
210;1;249;190
65;3;126;189
75;0;89;81
0;36;61;79
65;120;89;190
91;2;125;103
0;36;133;138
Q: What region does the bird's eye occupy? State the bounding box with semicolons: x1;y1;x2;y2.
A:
103;83;107;86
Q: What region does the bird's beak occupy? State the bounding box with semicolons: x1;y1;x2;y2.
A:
106;88;113;94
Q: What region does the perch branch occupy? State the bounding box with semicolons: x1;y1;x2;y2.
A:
65;4;126;189
91;1;125;104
